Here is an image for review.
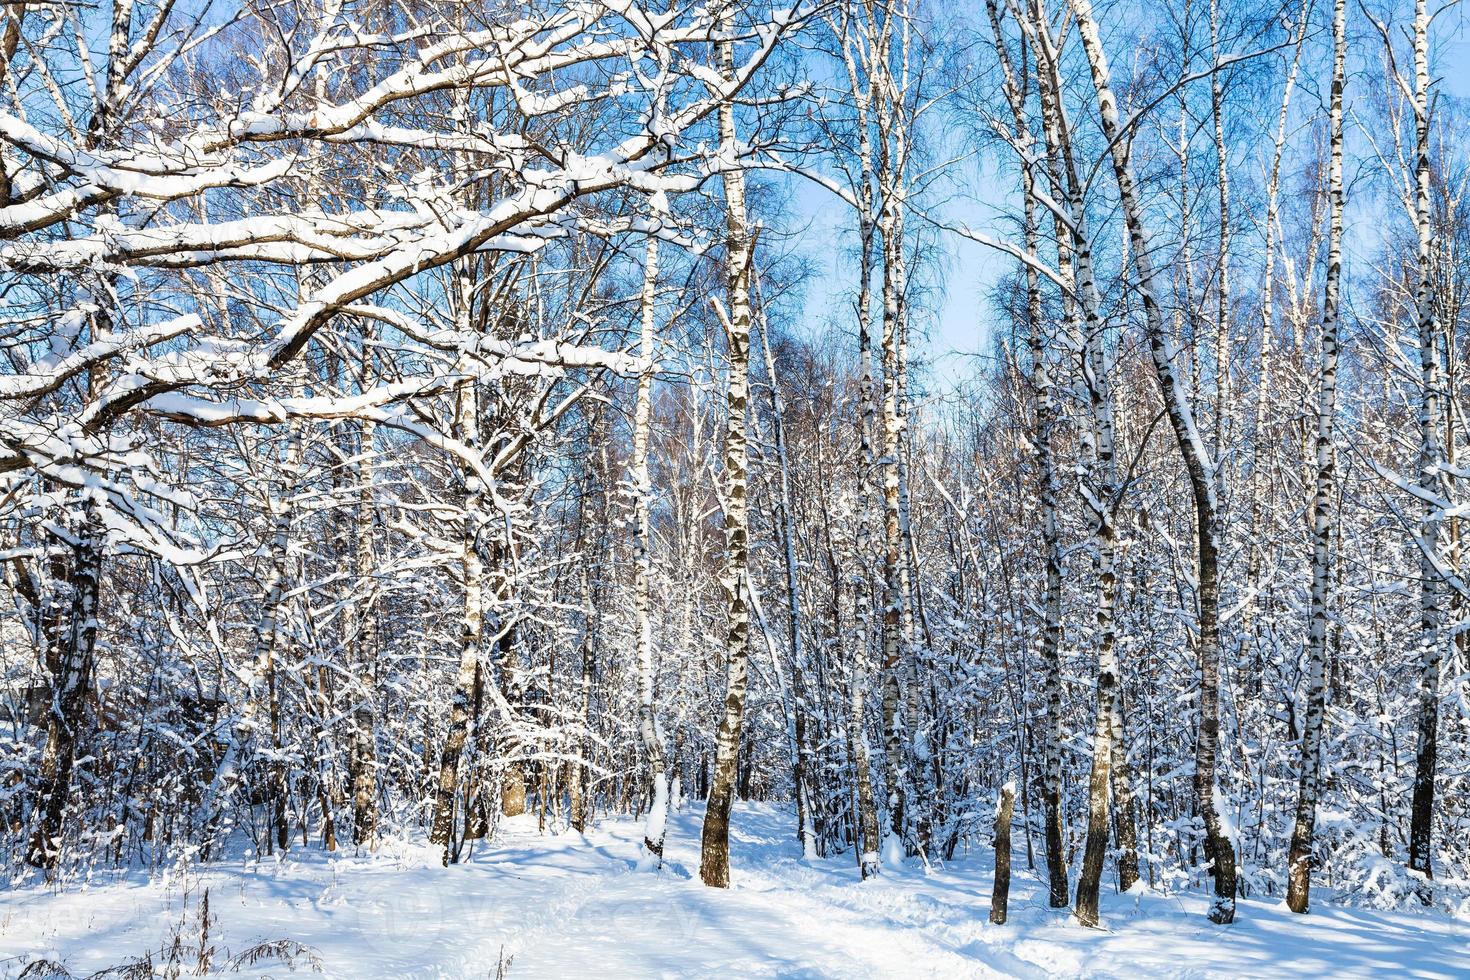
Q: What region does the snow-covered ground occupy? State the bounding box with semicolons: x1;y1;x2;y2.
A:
4;804;1467;979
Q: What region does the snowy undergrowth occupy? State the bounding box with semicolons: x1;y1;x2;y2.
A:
3;803;1466;979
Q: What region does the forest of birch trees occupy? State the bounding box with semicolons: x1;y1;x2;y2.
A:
2;0;1467;927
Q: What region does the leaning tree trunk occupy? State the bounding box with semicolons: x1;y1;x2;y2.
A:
1286;0;1345;914
699;9;754;889
1069;0;1237;922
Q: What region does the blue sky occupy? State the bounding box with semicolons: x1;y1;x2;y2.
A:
784;10;1470;395
786;158;1014;392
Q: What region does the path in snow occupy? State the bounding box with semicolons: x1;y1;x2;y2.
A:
3;803;1467;978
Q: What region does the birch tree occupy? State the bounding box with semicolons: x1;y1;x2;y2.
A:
985;0;1069;908
1286;0;1346;914
634;233;671;865
1068;0;1239;922
700;2;757;889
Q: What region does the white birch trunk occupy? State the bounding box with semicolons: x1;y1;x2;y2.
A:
635;235;669;866
430;270;487;865
994;0;1069;906
1286;0;1345;913
1408;0;1443;891
699;6;754;888
837;7;884;879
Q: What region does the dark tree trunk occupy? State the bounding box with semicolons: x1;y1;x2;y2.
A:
989;784;1016;925
27;518;102;872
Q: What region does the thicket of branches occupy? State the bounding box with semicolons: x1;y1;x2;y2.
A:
2;0;1467;925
